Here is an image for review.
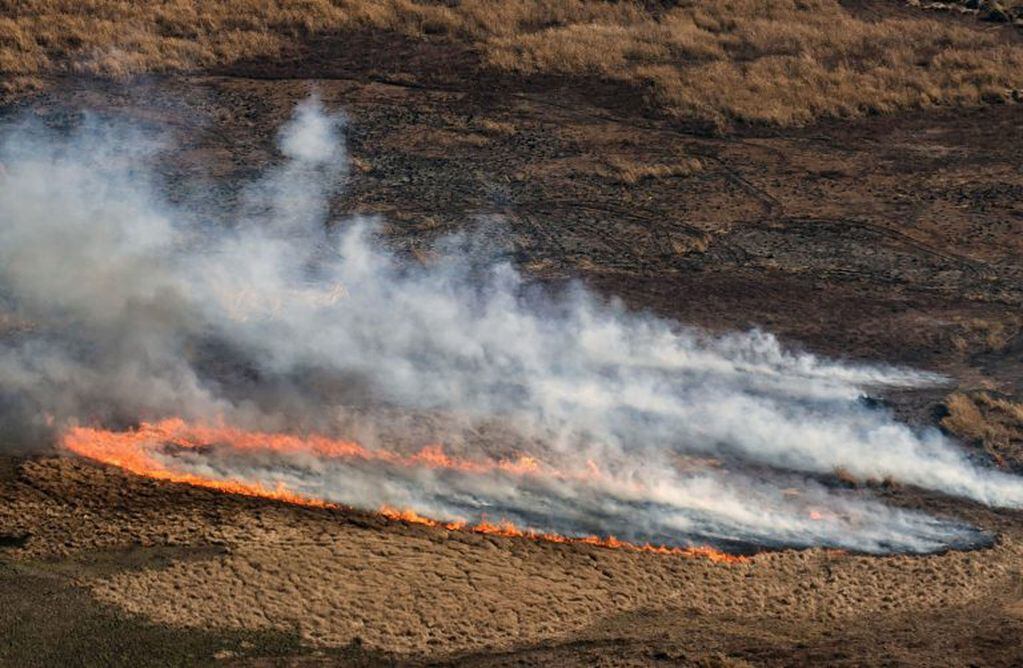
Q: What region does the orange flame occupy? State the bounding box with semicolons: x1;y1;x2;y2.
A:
61;422;334;508
376;506;748;564
60;420;748;564
63;418;557;479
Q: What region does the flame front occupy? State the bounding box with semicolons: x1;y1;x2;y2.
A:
61;421;335;508
378;506;748;563
60;419;748;564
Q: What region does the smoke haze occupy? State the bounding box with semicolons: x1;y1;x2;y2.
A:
1;98;1019;554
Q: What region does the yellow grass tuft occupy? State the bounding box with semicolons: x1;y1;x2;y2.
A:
599;155;703;184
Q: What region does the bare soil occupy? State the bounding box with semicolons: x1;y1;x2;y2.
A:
1;16;1023;667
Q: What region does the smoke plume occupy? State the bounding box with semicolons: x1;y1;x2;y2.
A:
0;98;1018;554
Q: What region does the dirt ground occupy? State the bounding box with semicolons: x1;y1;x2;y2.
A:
1;11;1023;667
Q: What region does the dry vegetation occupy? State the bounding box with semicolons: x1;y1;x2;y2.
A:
598;155;703;184
2;1;1023;126
4;455;1023;658
943;392;1023;470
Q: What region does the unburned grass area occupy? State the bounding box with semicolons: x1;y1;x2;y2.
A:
943;391;1023;472
0;558;308;667
2;1;1023;126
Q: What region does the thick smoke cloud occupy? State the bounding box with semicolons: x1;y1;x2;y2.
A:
0;98;1018;553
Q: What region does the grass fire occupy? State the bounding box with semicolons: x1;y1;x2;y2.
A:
61;419;750;563
2;4;1023;661
0;99;1014;560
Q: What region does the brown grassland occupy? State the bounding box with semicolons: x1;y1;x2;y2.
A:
2;0;1023;126
943;392;1023;471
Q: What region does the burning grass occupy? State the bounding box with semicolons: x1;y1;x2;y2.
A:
377;506;750;564
3;1;1023;125
60;420;746;563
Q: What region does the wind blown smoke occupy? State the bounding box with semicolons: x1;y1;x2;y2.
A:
0;99;1019;554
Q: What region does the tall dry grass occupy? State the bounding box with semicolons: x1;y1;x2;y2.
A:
943;392;1023;469
2;0;1023;125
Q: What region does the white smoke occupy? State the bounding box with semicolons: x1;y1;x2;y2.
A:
0;98;1019;553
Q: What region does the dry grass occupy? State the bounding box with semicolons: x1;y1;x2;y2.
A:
943;392;1023;469
599;155;703;184
475;118;517;137
482;1;1023;126
5;456;1023;656
950;316;1021;354
2;1;1023;125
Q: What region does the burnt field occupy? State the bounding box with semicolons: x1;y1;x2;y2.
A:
1;3;1023;666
